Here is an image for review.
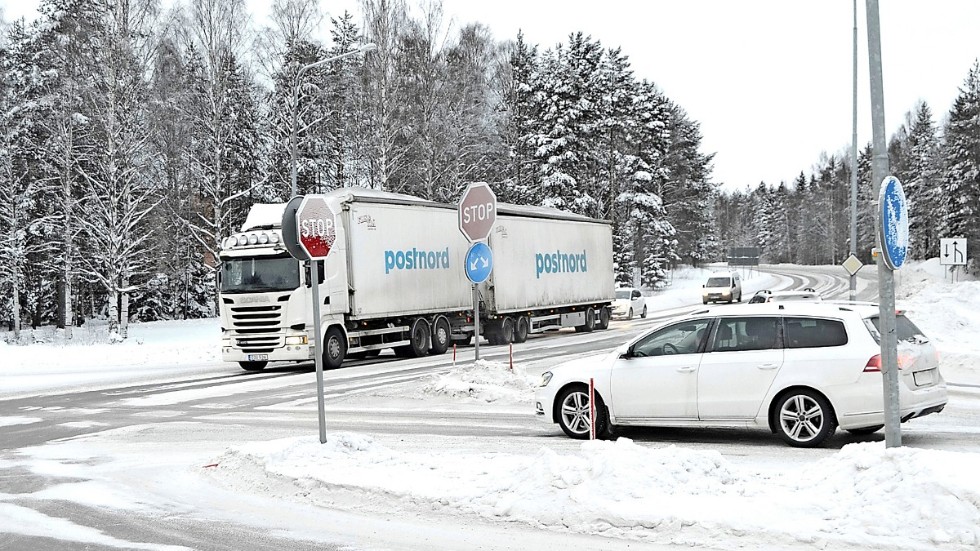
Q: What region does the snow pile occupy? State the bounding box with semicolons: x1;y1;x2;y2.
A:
211;435;980;550
419;360;538;403
799;444;980;548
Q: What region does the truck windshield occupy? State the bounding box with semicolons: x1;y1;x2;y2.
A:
220;255;300;294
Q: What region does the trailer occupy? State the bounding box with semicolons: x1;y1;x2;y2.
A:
218;188;614;371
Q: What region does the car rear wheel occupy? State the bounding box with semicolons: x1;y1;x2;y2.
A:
556;385;609;439
640;305;647;319
627;307;633;319
774;390;837;447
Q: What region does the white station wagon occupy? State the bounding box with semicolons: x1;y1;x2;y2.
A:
535;302;947;447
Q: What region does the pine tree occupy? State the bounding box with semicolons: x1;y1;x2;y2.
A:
939;61;980;272
901;102;942;259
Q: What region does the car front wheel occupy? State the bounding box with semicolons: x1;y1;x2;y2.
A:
774;390;837;447
556;385;609;439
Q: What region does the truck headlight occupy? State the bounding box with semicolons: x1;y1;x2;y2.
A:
285;335;308;345
538;371;553;388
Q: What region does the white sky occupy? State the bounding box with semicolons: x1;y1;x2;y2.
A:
4;1;979;192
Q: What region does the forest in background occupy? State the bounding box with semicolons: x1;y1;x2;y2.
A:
1;0;977;341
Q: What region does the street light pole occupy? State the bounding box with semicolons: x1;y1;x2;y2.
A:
850;0;859;301
289;42;377;198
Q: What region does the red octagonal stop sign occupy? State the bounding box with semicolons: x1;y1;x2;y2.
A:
458;183;497;242
296;196;337;259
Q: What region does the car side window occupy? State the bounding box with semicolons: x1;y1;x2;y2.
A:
783;317;848;348
632;319;713;357
710;317;780;352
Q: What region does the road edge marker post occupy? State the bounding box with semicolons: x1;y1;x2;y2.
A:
589;377;596;441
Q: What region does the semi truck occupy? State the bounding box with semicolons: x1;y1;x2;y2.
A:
217;188;615;371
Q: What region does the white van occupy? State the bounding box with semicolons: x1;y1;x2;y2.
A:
702;272;742;304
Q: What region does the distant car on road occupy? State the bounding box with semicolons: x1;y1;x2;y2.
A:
613;287;646;319
702;271;742;304
748;289;822;304
535;301;947;447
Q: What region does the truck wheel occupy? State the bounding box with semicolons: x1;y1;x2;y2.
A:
239;361;267;371
596;307;610;330
513;316;529;343
409;318;431;357
323;327;347;369
499;317;515;344
429;317;451;355
575;307;596;333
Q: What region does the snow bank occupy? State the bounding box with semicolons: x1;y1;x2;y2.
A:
211;435;980;550
419;360;538;403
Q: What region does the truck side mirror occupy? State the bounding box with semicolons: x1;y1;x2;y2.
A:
304;260;326;287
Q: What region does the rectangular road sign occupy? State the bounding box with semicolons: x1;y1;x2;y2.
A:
940;238;967;266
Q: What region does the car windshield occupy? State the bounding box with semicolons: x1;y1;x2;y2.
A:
615;290;632;299
706;277;731;287
866;314;929;344
220;255;300;294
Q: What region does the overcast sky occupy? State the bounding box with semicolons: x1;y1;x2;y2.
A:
4;1;979;193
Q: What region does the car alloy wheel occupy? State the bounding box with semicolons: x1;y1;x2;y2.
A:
775;390;836;447
556;385;608;439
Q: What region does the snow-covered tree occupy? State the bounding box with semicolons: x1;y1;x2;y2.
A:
939;61;980;272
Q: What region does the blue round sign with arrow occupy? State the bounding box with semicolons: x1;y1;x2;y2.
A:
877;175;909;270
464;242;493;284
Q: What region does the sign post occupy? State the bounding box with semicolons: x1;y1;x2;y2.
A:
283;195;337;444
876;175;909;448
458;183;497;361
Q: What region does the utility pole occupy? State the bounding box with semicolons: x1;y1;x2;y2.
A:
866;0;902;448
850;0;859;301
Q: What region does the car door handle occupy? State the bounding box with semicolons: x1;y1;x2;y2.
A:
676;366;697;373
758;363;780;370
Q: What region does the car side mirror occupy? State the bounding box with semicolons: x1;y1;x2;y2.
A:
618;344;633;359
702;284;706;288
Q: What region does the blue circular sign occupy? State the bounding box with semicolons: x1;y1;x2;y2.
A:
464;242;493;284
877;175;908;270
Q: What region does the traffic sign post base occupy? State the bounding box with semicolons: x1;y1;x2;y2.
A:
310;259;327;444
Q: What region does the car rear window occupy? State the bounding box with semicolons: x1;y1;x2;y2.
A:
783;317;848;348
866;314;928;344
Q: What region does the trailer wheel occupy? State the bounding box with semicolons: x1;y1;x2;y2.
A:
239;361;267;371
499;317;515;345
513;316;529;343
429;317;451;355
575;307;596;333
408;318;431;357
323;327;347;369
596;307;611;330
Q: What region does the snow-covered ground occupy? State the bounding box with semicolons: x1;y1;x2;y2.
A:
3;262;980;550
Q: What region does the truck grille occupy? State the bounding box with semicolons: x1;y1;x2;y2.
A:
230;305;284;353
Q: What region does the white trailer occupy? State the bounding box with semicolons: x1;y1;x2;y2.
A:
218;188;614;371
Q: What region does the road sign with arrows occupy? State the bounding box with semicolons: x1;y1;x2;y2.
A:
940;238;967;266
464;242;493;284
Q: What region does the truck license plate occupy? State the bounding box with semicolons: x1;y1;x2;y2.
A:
248;354;269;362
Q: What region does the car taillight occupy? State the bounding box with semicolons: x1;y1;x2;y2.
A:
864;355;881;372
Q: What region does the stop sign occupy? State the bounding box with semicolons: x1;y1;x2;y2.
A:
296;196;337;259
458;183;497;242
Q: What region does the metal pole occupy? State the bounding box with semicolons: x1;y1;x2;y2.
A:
473;284;481;361
866;0;902;448
289;43;378;198
309;259;327;443
850;0;859;301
